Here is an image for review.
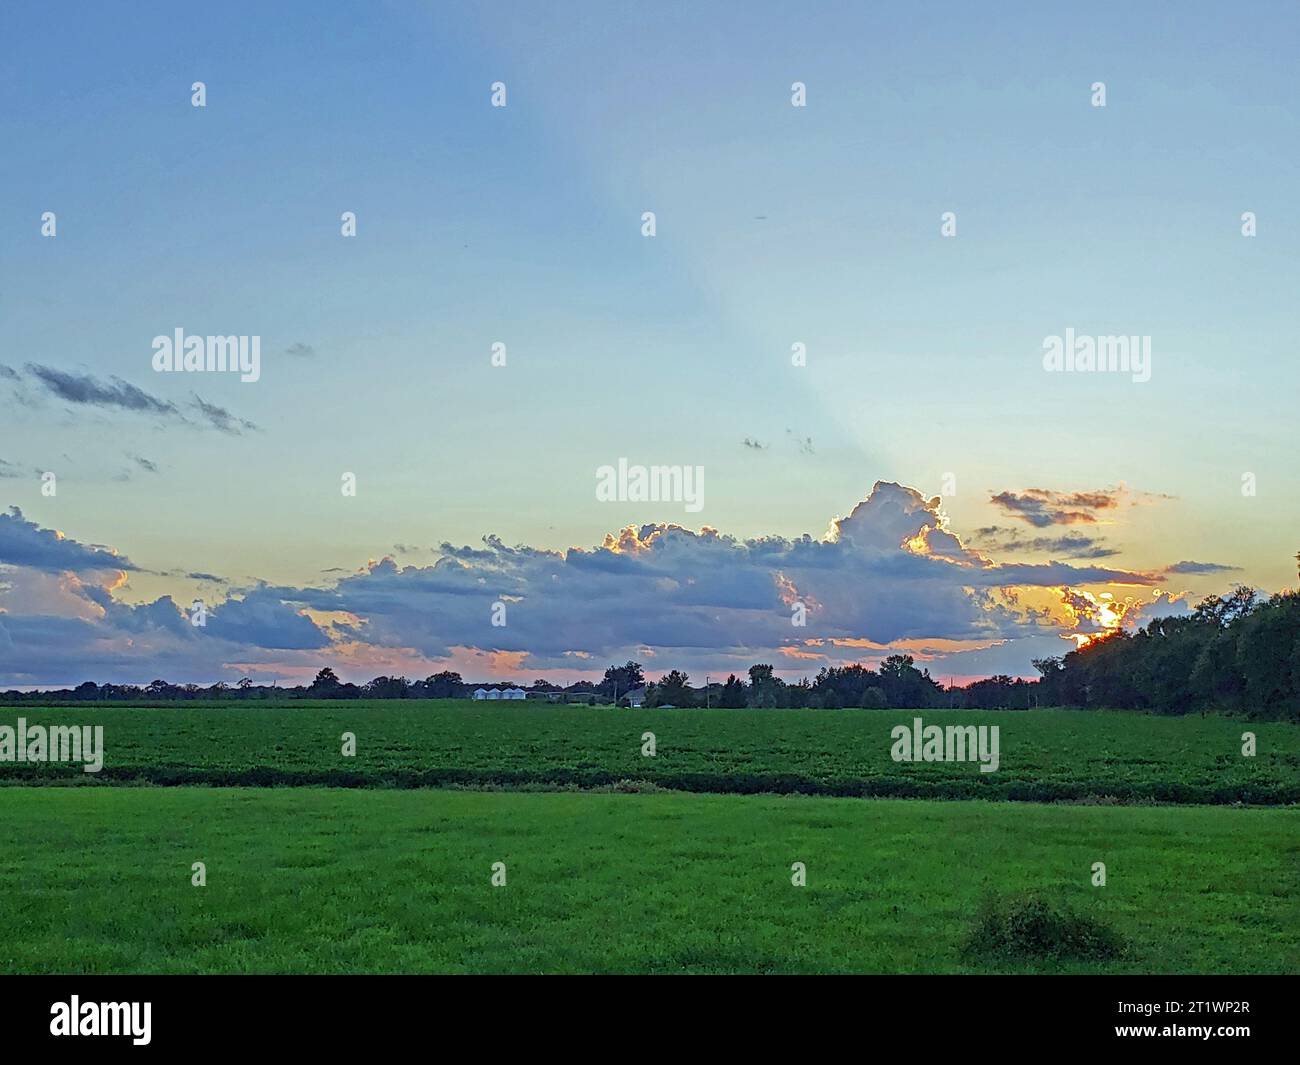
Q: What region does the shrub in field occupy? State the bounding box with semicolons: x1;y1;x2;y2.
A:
964;893;1127;961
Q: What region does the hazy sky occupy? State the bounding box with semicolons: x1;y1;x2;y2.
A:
1;1;1297;686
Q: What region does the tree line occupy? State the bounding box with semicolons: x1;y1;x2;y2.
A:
1032;587;1298;722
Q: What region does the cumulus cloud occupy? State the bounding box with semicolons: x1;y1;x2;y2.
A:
265;483;1159;671
0;482;1199;685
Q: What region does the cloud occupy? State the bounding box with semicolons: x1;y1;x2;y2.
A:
190;395;258;434
989;488;1126;527
0;507;137;572
0;459;27;480
970;526;1120;559
26;364;177;416
269;483;1158;672
17;364;257;434
742;437;767;450
128;453;160;474
285;343;316;357
0;482;1193;685
1163;560;1241;575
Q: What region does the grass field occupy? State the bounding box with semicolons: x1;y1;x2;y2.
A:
0;787;1295;974
3;703;1295;974
2;702;1297;803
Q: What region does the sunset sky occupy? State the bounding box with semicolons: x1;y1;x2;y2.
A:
1;1;1297;686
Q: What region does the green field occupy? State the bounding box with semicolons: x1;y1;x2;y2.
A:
0;788;1295;974
2;703;1296;974
2;702;1297;803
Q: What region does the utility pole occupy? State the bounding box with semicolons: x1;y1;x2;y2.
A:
706;675;710;709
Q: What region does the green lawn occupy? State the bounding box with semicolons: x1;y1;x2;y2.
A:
0;788;1294;974
2;702;1296;803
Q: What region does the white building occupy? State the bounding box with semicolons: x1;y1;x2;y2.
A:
472;686;527;700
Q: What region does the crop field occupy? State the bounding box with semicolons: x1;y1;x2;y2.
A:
1;701;1297;804
0;788;1295;975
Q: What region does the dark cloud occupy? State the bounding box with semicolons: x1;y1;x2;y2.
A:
989;487;1125;527
971;526;1120;560
19;364;257;434
128;453;160;473
1163;560;1241;575
0;506;137;572
285;343;316;357
25;364;177;415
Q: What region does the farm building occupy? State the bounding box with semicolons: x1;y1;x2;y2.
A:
624;686;647;708
472;687;527;700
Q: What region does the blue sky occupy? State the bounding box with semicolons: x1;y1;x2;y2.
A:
1;1;1297;685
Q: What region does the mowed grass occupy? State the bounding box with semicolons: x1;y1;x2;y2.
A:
0;788;1294;974
2;702;1297;804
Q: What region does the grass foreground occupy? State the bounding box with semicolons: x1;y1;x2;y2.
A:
0;787;1295;974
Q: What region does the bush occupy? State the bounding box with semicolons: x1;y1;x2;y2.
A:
964;893;1127;961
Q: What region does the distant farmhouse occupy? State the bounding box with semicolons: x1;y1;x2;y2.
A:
623;686;647;708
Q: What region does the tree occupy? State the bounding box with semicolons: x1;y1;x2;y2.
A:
420;671;465;698
599;661;645;699
720;674;746;708
310;667;341;694
877;654;943;708
746;664;784;707
649;670;694;707
860;686;887;709
364;676;409;699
